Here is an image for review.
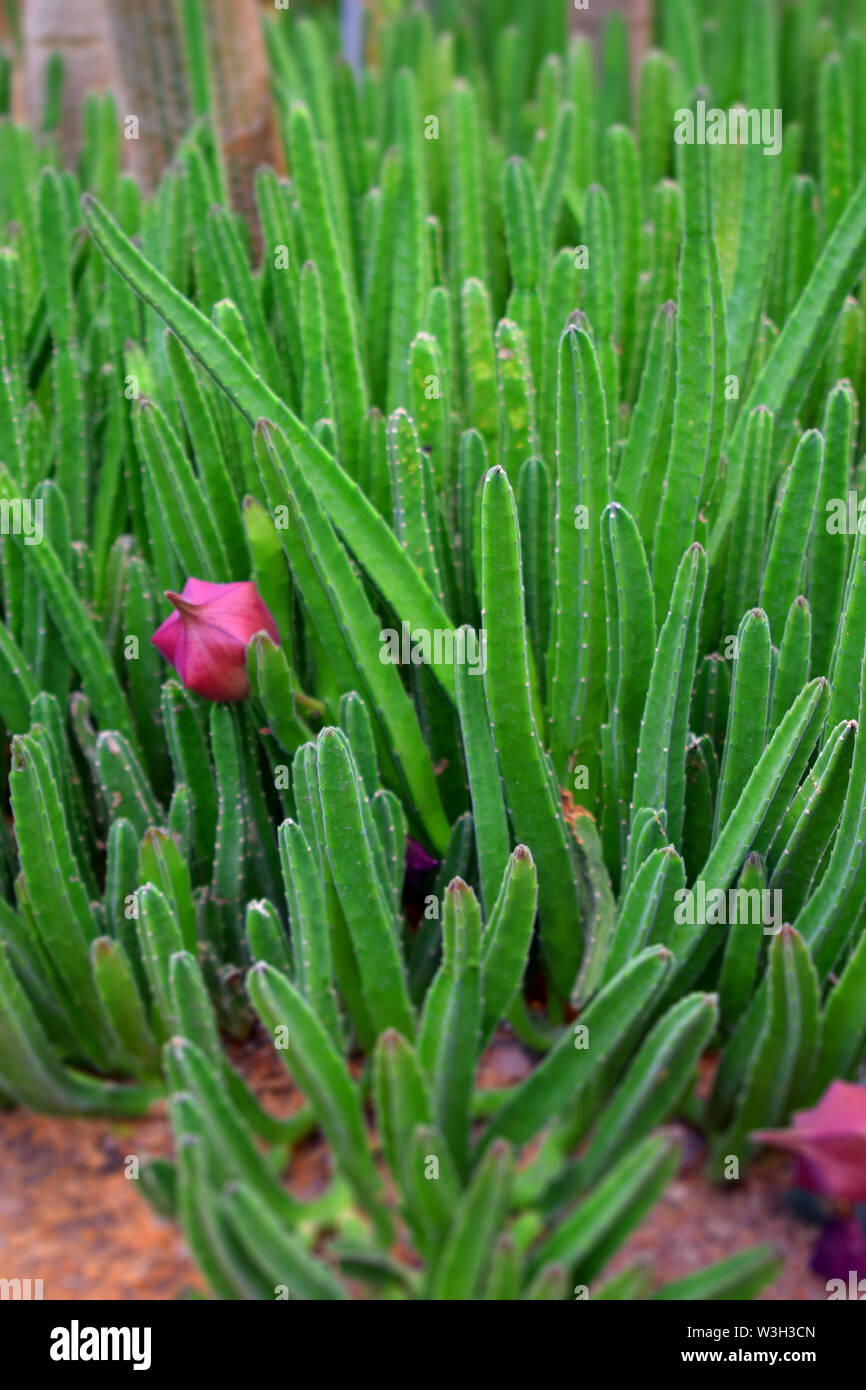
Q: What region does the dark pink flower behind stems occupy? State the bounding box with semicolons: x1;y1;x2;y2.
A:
152;577;279;702
810;1214;866;1283
404;836;438;888
753;1080;866;1203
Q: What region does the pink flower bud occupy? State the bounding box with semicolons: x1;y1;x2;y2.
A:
151;577;279;702
753;1080;866;1203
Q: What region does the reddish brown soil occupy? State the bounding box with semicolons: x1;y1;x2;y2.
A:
0;1032;828;1301
0;1103;203;1301
609;1138;826;1300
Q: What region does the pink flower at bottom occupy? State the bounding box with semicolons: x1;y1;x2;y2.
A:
151;577;279;702
753;1080;866;1204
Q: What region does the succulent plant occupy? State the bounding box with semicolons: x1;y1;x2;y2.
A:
2;0;866;1299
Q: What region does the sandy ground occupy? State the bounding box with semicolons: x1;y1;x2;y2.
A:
0;1032;829;1301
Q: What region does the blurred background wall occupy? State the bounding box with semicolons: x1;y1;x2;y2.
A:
5;0;652;221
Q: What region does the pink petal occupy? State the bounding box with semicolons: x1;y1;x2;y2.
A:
753;1081;866;1202
151;578;280;702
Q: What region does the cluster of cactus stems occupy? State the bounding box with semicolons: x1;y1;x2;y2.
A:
2;0;866;1298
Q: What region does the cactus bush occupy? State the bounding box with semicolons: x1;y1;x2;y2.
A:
2;0;866;1299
